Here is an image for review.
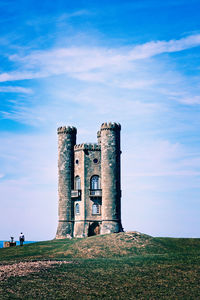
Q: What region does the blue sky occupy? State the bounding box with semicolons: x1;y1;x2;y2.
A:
0;0;200;240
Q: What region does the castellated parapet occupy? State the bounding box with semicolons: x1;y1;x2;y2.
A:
57;126;77;135
56;122;123;239
74;143;101;151
100;122;121;131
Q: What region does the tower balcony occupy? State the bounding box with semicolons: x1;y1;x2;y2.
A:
71;189;81;199
89;189;102;197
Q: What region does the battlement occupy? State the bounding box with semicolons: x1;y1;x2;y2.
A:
74;143;101;151
57;126;77;135
97;130;101;138
100;122;121;131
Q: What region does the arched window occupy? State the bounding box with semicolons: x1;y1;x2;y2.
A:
75;203;80;214
90;175;100;190
75;176;81;190
92;203;100;214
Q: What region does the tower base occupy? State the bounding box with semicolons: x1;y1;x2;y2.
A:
101;221;123;235
73;221;88;238
56;221;74;239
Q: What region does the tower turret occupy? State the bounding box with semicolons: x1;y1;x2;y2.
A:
56;126;77;238
100;122;123;234
97;130;101;144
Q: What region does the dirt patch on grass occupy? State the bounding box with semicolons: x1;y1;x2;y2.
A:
69;231;165;258
0;260;72;281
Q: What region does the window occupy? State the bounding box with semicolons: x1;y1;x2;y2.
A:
90;175;100;190
75;176;81;190
75;203;80;214
92;203;100;214
93;158;98;164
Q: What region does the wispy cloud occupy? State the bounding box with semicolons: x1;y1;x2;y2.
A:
0;133;57;185
0;86;33;94
129;34;200;59
123;139;200;193
0;34;200;84
178;96;200;105
26;9;90;27
0;103;47;126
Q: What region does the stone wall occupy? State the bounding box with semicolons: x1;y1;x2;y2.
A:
73;144;101;237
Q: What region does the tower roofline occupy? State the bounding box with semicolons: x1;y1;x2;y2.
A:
100;122;121;131
74;143;101;151
57;126;77;134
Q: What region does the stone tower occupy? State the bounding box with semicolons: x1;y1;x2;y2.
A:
56;126;77;238
56;122;123;238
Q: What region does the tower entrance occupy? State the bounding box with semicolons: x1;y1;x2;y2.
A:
88;222;100;236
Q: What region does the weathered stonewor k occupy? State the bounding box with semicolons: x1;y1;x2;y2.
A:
56;122;123;238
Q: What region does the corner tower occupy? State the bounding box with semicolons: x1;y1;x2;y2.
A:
100;122;122;234
56;126;77;238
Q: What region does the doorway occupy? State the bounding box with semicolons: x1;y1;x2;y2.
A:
88;222;100;236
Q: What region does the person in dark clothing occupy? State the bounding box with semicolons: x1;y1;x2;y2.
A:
19;232;25;246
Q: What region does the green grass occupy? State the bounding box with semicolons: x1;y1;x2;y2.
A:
0;232;200;299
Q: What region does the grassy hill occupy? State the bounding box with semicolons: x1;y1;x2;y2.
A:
0;232;200;299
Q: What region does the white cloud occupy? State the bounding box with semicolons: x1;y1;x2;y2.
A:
0;105;46;126
129;34;200;60
178;96;200;105
0;34;200;85
26;9;90;27
162;90;200;105
0;71;46;82
115;79;156;89
123;139;200;184
0;34;199;115
0;133;57;185
0;86;33;94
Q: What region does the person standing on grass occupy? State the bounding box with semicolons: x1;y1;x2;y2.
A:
19;232;25;246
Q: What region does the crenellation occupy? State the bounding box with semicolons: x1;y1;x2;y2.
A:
97;130;101;144
100;122;121;131
57;126;77;135
74;143;101;151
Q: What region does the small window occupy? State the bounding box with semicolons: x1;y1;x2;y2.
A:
75;203;80;214
90;175;100;190
93;158;98;164
92;203;100;214
75;159;79;164
75;176;81;190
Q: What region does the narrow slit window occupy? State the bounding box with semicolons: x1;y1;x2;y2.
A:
75;203;80;214
75;176;81;190
92;203;100;214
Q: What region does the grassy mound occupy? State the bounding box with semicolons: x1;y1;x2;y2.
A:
0;232;167;262
0;232;200;299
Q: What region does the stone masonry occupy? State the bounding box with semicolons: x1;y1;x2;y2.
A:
56;122;123;238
